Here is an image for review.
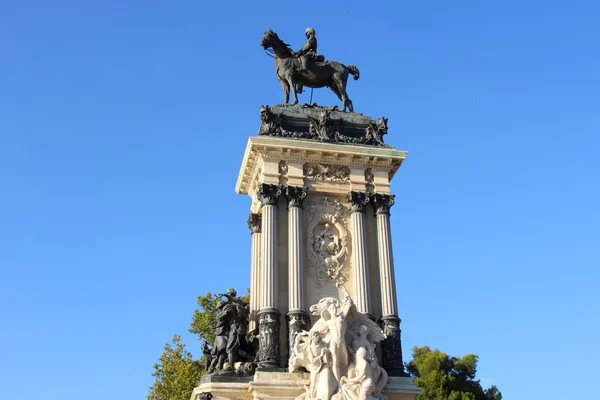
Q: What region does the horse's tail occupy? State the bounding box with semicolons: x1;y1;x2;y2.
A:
348;65;360;80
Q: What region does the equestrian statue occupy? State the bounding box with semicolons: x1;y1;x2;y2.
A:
260;28;360;112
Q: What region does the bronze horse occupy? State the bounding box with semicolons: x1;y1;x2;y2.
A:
260;30;360;112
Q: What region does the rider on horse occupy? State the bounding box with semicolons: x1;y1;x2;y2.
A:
296;28;318;73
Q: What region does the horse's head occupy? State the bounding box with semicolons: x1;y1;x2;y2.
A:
309;297;340;317
260;29;277;50
260;29;294;58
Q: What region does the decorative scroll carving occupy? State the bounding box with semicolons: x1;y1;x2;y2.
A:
286;186;308;208
279;160;288;176
258;183;283;206
247;213;262;234
305;197;350;287
347;191;370;213
257;106;392;147
380;315;408;377
372;193;395;216
257;309;281;368
304;163;350;182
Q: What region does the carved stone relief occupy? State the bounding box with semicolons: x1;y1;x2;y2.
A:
303;163;350;183
364;168;374;184
305;197;351;287
278;160;288;176
365;168;375;192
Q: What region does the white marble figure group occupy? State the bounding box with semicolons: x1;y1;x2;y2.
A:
289;287;388;400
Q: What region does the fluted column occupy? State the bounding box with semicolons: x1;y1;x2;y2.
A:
374;194;398;317
373;193;407;376
285;186;310;360
247;213;262;333
257;183;283;368
348;191;373;319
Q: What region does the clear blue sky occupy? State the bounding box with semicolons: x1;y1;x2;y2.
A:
1;1;598;399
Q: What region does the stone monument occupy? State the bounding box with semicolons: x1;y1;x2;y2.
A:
190;29;420;400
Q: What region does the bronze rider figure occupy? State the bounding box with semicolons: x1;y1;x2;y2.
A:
296;27;318;73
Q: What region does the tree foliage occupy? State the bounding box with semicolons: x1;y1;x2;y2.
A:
189;292;221;345
147;335;203;400
406;346;501;400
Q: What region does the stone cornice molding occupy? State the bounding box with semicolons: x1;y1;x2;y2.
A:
235;137;407;195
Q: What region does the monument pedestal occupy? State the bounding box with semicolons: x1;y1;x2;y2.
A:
191;373;419;400
191;104;420;400
191;374;253;400
248;371;307;399
382;377;422;400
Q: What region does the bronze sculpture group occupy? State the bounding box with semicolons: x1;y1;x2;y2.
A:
205;289;256;375
258;105;391;147
261;28;360;112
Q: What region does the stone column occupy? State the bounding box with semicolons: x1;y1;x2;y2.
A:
347;191;373;319
285;186;310;357
257;183;283;368
247;213;262;333
373;193;407;376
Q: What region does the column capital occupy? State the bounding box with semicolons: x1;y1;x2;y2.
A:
372;193;396;216
258;183;283;206
247;212;262;234
285;186;309;208
347;191;370;213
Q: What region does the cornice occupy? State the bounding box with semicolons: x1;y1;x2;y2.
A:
236;137;407;195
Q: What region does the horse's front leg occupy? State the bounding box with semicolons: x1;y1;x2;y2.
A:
280;80;290;104
288;77;298;105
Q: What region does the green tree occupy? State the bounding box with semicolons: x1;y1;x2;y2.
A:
189;292;221;345
148;335;203;400
406;346;502;400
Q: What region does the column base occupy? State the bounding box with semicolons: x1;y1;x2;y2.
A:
380;315;409;377
257;308;281;369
